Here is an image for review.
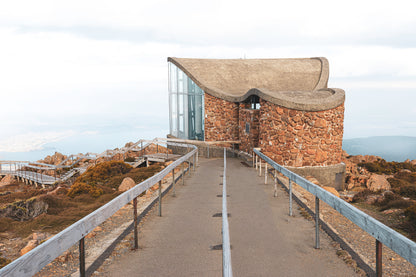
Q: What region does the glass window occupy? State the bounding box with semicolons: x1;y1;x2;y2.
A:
168;62;205;140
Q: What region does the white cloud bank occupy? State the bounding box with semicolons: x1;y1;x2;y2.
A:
0;131;75;152
0;0;415;153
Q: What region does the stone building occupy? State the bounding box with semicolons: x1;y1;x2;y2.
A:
168;57;345;189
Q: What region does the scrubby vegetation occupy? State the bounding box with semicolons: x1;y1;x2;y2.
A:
377;192;413;211
358;160;416;175
0;252;11;268
404;205;416;239
124;157;136;162
67;161;162;198
0;161;163;238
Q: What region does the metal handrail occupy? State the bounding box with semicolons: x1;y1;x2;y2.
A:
253;148;416;276
0;141;198;277
222;148;233;277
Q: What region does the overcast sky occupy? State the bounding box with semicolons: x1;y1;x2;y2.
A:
0;0;415;154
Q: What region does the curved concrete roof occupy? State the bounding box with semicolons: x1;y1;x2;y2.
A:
168;57;345;111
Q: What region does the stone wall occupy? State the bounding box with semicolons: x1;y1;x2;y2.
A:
238;104;260;154
204;93;239;141
259;99;344;167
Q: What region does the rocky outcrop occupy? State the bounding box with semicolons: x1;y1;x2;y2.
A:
38;152;68;166
347;155;382;164
0;197;48;221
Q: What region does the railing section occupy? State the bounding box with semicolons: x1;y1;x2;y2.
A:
222;148;233;277
253;148;416;277
0;141;198;277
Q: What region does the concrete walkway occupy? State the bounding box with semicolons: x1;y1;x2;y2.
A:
102;158;357;277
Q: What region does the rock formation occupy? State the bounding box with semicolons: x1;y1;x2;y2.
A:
37;152;69;166
0;197;48;221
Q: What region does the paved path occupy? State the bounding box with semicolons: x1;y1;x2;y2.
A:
102;158;357;276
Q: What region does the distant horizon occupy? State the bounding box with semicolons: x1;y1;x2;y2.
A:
1;134;415;163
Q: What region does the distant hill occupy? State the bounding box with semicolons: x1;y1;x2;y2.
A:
343;136;416;162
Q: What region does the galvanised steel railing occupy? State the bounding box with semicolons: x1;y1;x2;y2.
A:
253;148;416;277
0;141;197;277
222;148;233;277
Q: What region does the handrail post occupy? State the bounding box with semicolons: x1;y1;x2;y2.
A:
274;170;277;197
133;197;138;249
259;160;262;177
79;237;85;277
158;180;162;216
255;155;258;170
265;163;268;184
315;196;320;249
182;162;185;185
252;153;255;168
172;169;176;197
376;239;382;277
289;179;293;216
193;154;196;171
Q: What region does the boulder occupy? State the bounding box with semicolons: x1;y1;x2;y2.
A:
20;240;38;256
364;195;383;205
322;186;340;198
118;177;136;192
32;232;47;242
0;197;48;221
0;175;15;187
366;174;391;192
306;176;320;185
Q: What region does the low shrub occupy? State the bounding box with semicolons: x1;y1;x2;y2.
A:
0;252;11;269
404;204;416;239
397;185;416;199
352;189;374;202
124;157;136;162
67;182;103;198
358;160;416;175
377;192;413;211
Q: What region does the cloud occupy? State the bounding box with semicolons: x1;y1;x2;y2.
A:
0;0;415;145
0;131;76;152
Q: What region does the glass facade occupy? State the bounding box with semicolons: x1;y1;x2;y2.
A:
169;62;205;140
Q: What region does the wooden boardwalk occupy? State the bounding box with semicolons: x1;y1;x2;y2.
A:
0;139;179;186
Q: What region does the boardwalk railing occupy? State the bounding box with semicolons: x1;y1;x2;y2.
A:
0;141;198;277
253;148;416;277
222;148;233;277
0;138;165;186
